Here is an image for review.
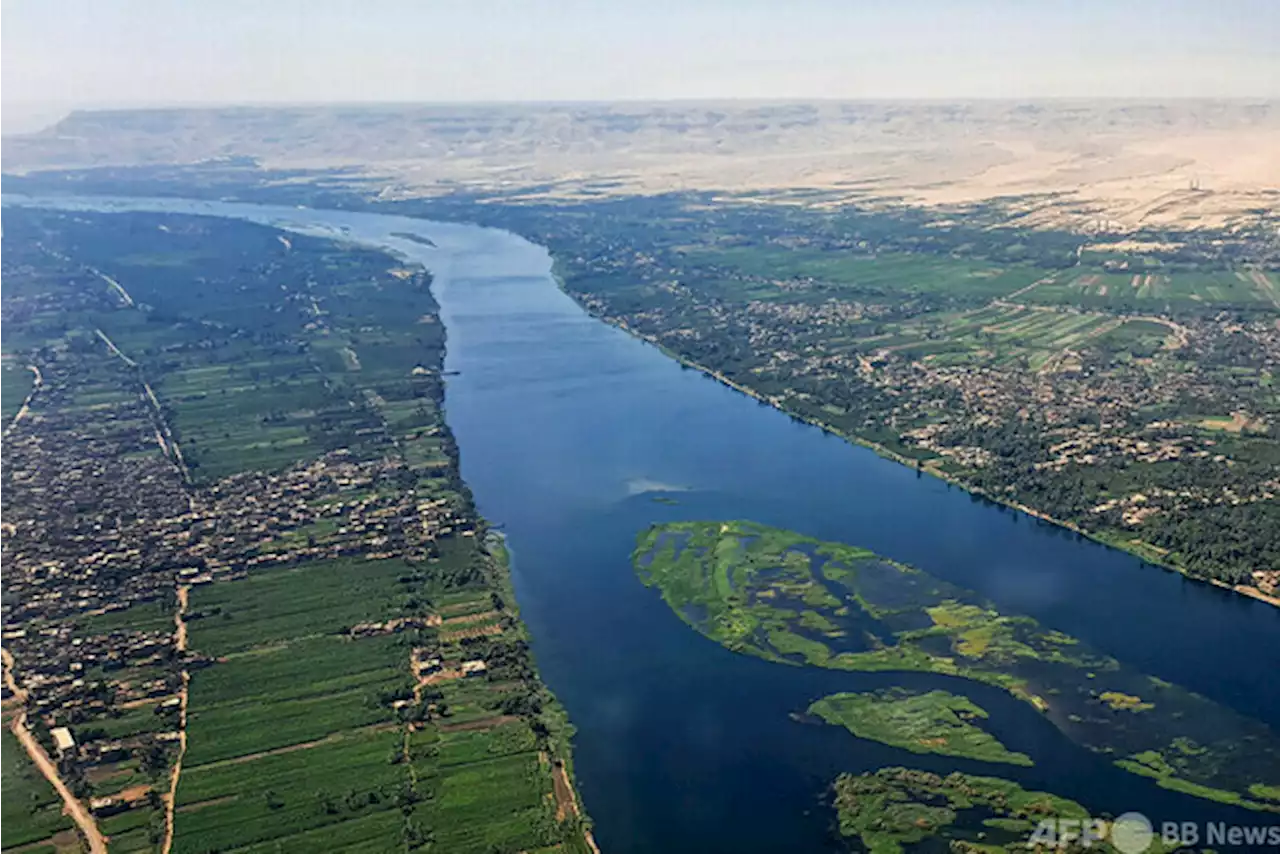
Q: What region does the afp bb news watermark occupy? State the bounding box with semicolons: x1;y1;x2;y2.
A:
1027;811;1280;851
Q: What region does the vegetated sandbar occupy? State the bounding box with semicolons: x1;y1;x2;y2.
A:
633;520;1280;811
831;767;1183;854
808;688;1033;766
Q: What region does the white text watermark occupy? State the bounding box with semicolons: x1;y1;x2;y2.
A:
1027;812;1280;852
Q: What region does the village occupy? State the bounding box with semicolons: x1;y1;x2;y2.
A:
0;330;481;824
559;224;1280;595
0;321;478;836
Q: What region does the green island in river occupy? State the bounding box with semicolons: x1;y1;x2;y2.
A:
808;689;1033;767
633;520;1280;812
832;767;1182;854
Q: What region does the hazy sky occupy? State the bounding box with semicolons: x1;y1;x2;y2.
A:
4;0;1278;126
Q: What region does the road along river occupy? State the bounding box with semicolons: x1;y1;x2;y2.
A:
7;194;1280;852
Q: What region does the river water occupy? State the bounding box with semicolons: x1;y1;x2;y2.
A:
7;195;1280;852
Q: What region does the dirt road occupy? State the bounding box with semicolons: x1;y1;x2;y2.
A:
93;269;135;308
2;649;108;854
5;364;44;435
94;328;137;368
161;585;191;854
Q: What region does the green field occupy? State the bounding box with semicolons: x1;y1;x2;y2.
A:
809;689;1032;766
179;554;417;809
177;545;578;852
160;356;365;480
1;729;75;850
679;247;1043;302
410;742;560;853
72;599;175;636
183;639;404;766
634;520;1280;809
676;242;1279;313
173;729;407;854
830;304;1176;371
1;208;593;854
1;361;35;425
185;556;420;655
1021;268;1280;311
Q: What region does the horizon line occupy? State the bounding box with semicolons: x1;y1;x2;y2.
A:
12;94;1280;112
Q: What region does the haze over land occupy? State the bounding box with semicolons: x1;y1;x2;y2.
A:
4;3;1280;852
5;1;1278;232
7;100;1280;233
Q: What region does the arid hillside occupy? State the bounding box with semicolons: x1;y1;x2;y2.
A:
5;100;1278;231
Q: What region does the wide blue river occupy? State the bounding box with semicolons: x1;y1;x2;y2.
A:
8;195;1280;852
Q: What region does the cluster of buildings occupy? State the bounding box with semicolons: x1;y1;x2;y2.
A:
1;336;473;810
191;450;471;572
570;256;1278;588
0;219;517;844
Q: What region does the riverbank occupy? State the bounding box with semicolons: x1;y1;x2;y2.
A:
551;274;1275;611
484;529;599;852
12;194;1277;853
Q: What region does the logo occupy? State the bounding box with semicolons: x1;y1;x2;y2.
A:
1110;813;1154;854
1028;812;1280;852
1026;813;1150;852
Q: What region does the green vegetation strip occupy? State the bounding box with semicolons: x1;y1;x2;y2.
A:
808;689;1032;766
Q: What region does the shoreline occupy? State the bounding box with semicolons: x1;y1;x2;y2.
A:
550;272;1275;611
482;529;599;850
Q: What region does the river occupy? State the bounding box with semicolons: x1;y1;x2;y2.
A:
6;194;1280;852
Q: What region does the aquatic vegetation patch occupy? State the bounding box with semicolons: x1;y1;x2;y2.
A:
1099;691;1154;712
832;767;1096;854
1250;783;1280;803
808;689;1033;766
634;520;1280;811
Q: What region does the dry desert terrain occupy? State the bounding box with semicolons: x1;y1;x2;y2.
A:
4;100;1278;231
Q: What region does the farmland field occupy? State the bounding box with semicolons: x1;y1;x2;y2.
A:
72;600;175;636
184;557;418;655
1021;269;1280;311
847;306;1184;371
1;361;35;425
678;247;1044;302
172;729;406;854
181;561;412;766
527;191;1280;590
1;208;594;854
1;729;75;850
174;524;586;850
177;540;583;852
137;236;592;844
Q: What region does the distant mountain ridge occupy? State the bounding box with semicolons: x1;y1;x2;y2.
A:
6;100;1279;231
